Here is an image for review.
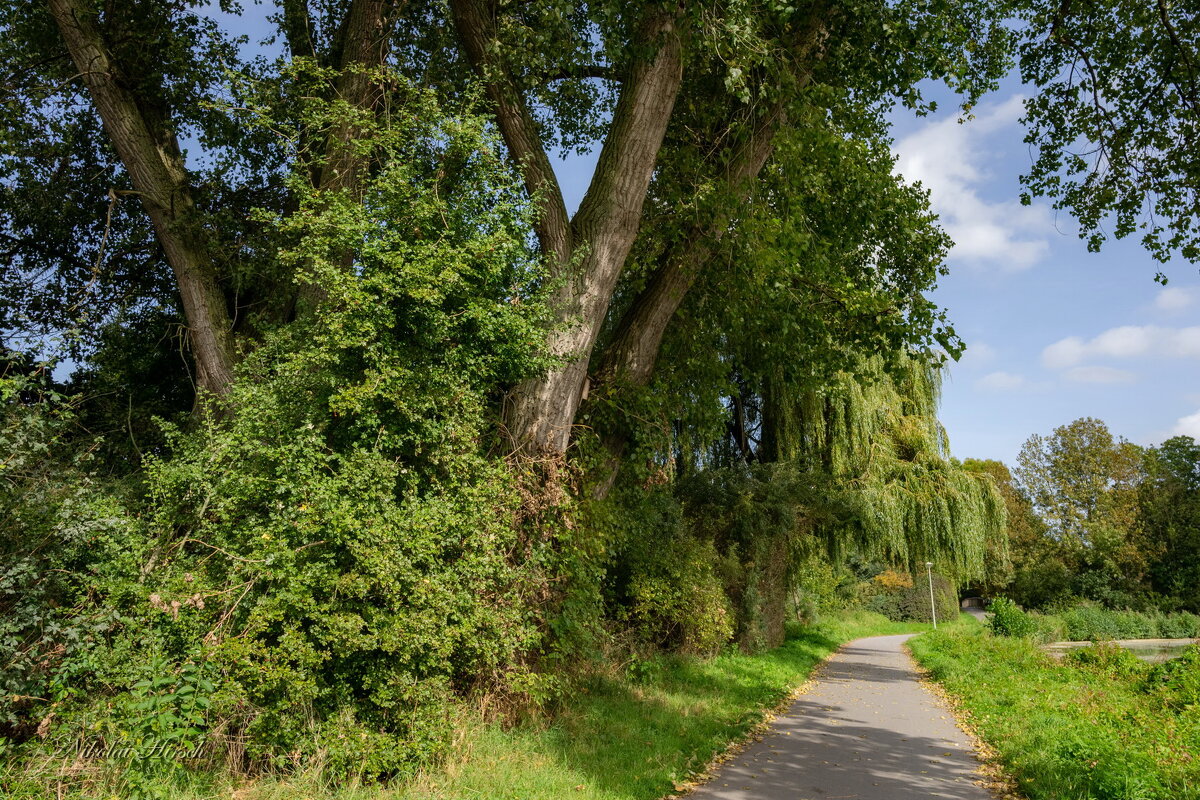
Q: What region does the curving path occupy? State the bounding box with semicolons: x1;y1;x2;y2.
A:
687;634;994;800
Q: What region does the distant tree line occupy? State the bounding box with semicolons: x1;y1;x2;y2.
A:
967;418;1200;612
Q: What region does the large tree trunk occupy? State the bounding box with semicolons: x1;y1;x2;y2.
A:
318;0;397;196
49;0;237;398
450;1;683;459
294;0;401;311
585;10;831;495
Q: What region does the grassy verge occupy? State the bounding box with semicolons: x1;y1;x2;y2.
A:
189;610;927;800
909;621;1200;800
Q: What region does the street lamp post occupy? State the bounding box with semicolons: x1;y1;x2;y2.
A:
925;561;937;630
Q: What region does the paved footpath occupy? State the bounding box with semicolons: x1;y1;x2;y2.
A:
688;634;994;800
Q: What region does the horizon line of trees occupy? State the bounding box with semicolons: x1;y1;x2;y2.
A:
967;417;1200;613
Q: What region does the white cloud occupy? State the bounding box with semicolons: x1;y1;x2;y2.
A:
1173;409;1200;439
1043;337;1088;369
1063;366;1136;385
956;341;996;369
1155;287;1195;312
893;96;1053;271
1042;325;1200;368
976;371;1027;391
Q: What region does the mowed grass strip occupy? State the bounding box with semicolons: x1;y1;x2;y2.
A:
909;620;1200;800
220;611;927;800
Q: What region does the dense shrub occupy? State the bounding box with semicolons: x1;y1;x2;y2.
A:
1158;612;1200;639
1051;605;1200;641
1064;642;1149;680
861;569;957;624
0;98;562;786
0;369;135;740
606;492;735;655
986;597;1038;637
1144;646;1200;710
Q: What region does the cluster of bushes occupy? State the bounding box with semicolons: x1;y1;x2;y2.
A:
860;569;958;624
1053;605;1200;641
0;362;832;795
986;597;1200;642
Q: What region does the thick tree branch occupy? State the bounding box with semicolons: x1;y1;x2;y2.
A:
595;6;830;393
318;0;400;195
500;9;684;456
48;0;236;398
280;0;317;60
448;0;573;266
594;104;783;389
294;0;400;312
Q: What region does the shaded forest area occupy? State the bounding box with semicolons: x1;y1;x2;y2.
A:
1;0;1196;793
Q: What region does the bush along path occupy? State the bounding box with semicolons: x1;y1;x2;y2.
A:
687;633;995;800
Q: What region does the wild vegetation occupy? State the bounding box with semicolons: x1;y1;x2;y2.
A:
911;619;1200;800
1;0;1197;797
1;610;926;800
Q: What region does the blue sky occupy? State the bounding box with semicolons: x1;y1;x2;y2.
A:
889;81;1200;464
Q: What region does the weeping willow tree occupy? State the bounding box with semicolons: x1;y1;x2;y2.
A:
767;354;1007;583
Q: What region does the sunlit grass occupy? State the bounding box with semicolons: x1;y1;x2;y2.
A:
909;622;1200;800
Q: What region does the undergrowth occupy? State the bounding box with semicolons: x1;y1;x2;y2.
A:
5;610;927;800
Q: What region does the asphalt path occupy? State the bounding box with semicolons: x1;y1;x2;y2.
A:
687;634;994;800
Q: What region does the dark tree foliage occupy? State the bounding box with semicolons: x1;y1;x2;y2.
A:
1139;436;1200;610
1018;0;1200;271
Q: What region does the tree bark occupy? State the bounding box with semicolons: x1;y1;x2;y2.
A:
294;0;400;311
448;0;574;267
49;0;237;398
584;9;831;495
450;1;684;458
595;5;831;391
318;0;398;196
594;107;783;389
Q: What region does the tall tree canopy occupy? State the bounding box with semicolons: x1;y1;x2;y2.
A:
2;1;1193;786
2;0;1011;448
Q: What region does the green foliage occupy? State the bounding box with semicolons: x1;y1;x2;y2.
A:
608;495;735;655
1;84;557;787
1143;646;1200;711
859;569;958;624
1064;642;1149;681
1046;605;1200;642
1015;417;1142;555
1138;436;1200;611
986;597;1039;638
911;625;1200;800
779;356;1008;583
118;90;549;779
0;364;134;736
1018;0;1200;267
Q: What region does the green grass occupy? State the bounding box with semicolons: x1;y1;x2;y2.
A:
188;610;928;800
909;620;1200;800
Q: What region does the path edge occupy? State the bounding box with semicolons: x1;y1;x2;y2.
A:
901;637;1030;800
668;637;856;799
